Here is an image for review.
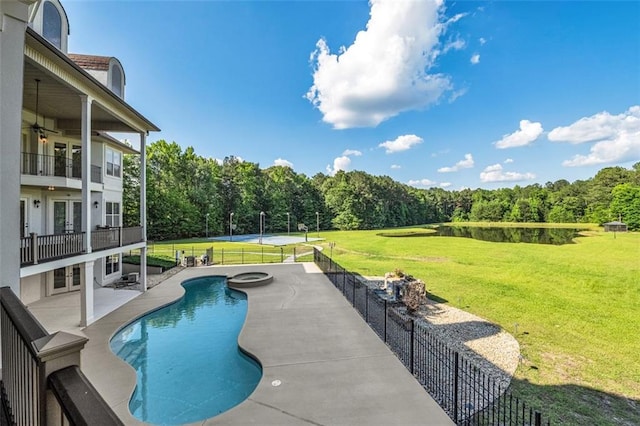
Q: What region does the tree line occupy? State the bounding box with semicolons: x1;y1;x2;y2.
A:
123;140;640;240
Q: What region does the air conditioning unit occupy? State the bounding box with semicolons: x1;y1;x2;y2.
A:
127;272;139;283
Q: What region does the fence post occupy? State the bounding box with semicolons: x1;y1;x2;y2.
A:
343;269;346;294
242;248;244;264
453;352;459;423
261;247;264;263
221;248;224;265
384;299;388;343
410;319;414;375
293;247;296;262
365;287;369;322
352;276;356;307
535;412;541;426
280;247;284;263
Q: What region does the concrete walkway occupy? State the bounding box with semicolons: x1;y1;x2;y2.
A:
79;263;453;425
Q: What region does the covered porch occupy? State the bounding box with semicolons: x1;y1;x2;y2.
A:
26;282;141;333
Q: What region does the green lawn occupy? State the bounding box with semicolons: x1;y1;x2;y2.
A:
316;225;639;425
148;227;639;424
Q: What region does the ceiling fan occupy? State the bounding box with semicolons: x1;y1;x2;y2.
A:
25;79;58;141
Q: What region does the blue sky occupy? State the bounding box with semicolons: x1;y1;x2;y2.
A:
63;0;639;190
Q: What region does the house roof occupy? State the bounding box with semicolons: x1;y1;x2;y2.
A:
67;54;111;71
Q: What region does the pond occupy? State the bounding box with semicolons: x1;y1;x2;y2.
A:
386;226;585;245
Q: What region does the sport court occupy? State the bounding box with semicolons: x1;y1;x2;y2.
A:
210;233;322;246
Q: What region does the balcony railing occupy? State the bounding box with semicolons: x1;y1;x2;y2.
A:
20;227;145;266
91;164;103;183
21;152;102;183
0;287;123;425
92;227;121;251
122;226;143;246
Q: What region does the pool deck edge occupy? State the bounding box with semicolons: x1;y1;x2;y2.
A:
80;263;454;426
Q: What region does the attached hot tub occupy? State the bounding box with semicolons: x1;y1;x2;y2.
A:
228;272;273;288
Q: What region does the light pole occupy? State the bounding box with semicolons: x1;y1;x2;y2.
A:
229;212;234;241
205;213;209;238
316;211;319;237
286;212;290;235
259;211;265;244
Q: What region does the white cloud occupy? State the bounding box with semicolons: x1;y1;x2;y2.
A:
479;37;486;45
274;158;293;168
408;178;436;187
470;53;480;64
306;0;453;129
504;158;514;164
494;120;544;149
326;156;352;176
440;182;452;188
438;153;474;172
480;163;535;183
379;134;423;153
391;164;401;169
562;133;640;166
548;106;640;144
548;106;640;167
448;87;468;103
443;37;465;53
431;149;450;158
342;149;362;157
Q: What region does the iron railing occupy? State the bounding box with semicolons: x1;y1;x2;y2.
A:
20;152;102;183
314;249;550;426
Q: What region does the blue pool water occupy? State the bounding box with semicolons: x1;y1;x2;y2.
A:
109;276;262;425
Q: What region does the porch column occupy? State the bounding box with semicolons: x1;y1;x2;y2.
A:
139;132;147;292
79;96;94;327
80;260;95;327
0;0;35;295
80;95;93;253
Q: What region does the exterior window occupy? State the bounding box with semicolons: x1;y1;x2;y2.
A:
106;254;120;275
43;1;62;49
106;202;121;227
111;65;123;97
106;148;121;177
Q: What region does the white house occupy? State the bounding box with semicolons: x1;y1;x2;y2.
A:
2;0;159;327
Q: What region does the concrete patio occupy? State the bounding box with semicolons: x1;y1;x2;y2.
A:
31;262;454;425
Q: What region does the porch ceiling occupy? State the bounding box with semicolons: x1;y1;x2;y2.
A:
23;29;159;134
23;61;120;129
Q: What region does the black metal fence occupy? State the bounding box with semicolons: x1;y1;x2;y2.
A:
148;243;314;265
314;249;549;426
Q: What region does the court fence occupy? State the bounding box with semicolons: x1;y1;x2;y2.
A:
145;243;314;266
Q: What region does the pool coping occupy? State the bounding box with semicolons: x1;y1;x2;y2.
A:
80;263;454;425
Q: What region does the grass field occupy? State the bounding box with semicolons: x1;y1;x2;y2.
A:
151;225;638;425
315;224;639;425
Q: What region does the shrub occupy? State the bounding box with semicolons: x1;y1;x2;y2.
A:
123;254;177;270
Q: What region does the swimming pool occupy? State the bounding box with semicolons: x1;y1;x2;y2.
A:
109;276;262;425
